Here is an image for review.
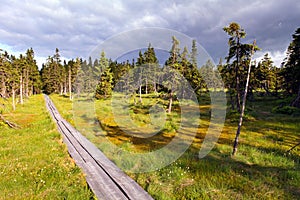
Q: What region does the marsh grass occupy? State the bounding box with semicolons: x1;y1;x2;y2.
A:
0;95;95;199
51;93;300;200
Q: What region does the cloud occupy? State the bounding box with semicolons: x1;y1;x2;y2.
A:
0;0;298;68
254;50;287;67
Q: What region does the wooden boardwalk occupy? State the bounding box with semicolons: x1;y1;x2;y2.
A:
44;95;153;200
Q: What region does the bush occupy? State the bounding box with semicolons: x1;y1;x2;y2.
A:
227;110;255;122
275;97;293;107
272;106;297;115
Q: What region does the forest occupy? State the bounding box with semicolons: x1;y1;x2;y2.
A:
0;23;300;199
1;25;299;111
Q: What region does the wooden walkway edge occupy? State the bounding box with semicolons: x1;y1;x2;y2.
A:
44;95;153;200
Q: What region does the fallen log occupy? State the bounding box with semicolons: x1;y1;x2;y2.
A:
0;114;20;129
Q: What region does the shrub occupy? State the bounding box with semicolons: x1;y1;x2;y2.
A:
272;106;297;115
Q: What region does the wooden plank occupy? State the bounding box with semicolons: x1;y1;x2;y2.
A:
44;95;153;200
59;120;152;199
69;129;153;199
84;162;128;200
59;121;152;199
57;118;129;199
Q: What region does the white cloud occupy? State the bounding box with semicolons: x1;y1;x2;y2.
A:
254;50;287;67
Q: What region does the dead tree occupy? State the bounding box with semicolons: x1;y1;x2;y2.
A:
0;114;20;129
232;40;256;156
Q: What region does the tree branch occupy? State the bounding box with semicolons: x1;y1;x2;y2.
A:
287;141;300;153
0;114;20;129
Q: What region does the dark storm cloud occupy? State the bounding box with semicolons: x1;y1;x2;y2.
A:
153;0;299;66
0;0;298;67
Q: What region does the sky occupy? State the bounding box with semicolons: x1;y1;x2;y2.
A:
0;0;299;68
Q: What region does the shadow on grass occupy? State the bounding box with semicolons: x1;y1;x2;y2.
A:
99;120;175;151
183;145;300;199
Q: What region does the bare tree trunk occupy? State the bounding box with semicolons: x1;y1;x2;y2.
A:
232;40;256;156
69;67;72;100
145;78;148;94
20;75;24;104
25;68;29;98
0;114;20;129
168;92;173;114
139;84;142;103
60;83;63;95
236;36;241;112
63;81;67;95
12;88;16;111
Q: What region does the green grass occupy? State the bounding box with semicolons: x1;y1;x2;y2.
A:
0;95;95;199
50;93;300;200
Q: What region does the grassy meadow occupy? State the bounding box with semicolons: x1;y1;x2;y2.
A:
50;93;300;200
0;95;95;199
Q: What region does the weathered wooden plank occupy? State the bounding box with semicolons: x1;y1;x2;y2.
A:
84;162;128;200
56;116;129;199
60;121;152;199
44;95;153;200
58;120;129;199
70;130;153;199
59;119;152;199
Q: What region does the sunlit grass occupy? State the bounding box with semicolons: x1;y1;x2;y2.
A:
0;95;95;199
51;93;300;200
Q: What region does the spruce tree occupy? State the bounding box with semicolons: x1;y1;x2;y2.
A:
191;39;198;67
223;22;246;112
144;43;159;94
223;22;259;111
282;27;300;107
95;51;113;99
41;48;65;94
164;36;181;113
25;48;41;95
8;55;20;110
256;53;276;95
0;50;9;98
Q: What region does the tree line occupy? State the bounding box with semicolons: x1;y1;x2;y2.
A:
0;48;41;110
0;24;299;112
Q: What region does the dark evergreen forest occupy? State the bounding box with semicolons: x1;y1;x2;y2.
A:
1;25;299;112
